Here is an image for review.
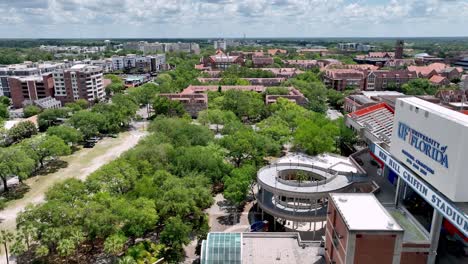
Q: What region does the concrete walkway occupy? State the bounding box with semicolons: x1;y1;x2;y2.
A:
183;193;258;264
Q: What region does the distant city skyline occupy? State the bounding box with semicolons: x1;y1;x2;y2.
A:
0;0;467;38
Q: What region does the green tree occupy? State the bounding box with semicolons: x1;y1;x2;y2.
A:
0;147;35;191
0;103;8;119
0;229;14;264
7;121;38;143
65;99;89;112
105;74;124;84
0;96;10;106
402;78;438;95
104;233;128;262
293;116;339;155
152;96;186;117
46;125;83;145
295;171;310;186
128;83;159;116
106;82;126;96
68;110;106;139
220;129;280;167
57;239;75;257
10;233;27;257
37;108;71;131
23;105;42;118
160;217;191;262
220;90;265;121
257;115;291;144
197;109;237;132
21;135;71;168
18;224;37;252
223;164;257;211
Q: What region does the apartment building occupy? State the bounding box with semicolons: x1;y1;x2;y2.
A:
8;73;55;108
111;54;166;72
111;56;125;71
213;40;227;51
53;64;105;104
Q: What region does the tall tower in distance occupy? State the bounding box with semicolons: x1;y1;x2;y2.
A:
395;39;404;59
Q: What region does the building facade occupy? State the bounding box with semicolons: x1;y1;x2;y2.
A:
53;65;105;104
8;73;55;108
323;69;366;91
366;70;417;91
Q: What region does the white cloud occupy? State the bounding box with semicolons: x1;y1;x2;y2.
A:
0;0;466;37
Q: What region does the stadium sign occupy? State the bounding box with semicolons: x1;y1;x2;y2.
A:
371;143;468;238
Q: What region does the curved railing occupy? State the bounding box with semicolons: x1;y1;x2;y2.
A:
256;189;327;222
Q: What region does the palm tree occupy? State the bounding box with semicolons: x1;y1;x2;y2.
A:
0;229;14;264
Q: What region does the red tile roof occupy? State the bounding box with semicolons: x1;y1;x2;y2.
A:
408;62;451;77
429;75;448;84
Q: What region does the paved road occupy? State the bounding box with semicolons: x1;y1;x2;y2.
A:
0;122;147;264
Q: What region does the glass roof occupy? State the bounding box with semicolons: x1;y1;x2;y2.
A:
201;233;242;264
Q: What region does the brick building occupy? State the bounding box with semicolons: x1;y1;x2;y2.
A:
366;70;417;91
53;64;105;104
252;56;274;67
197;77;286;86
203;50;245;70
260;68;304;78
158;93;208;118
325;193;429;264
8;73;55;108
408;62;463;81
323;69;366;91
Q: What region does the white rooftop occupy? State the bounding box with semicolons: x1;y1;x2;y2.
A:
361;91;404;98
330;193;403;232
399;97;468;126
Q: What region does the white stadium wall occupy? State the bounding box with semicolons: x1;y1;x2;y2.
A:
390;97;468;202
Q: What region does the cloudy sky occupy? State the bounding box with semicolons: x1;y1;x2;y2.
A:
0;0;467;38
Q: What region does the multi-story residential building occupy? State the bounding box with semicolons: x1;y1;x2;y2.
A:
123;41;143;51
89;59;113;73
53;64;105;104
111;54;165;72
454;56;468;71
366;70;417;91
135;56;150;72
111;56;125;71
8;73;55;108
142;43;164;54
323;69;366;91
148;54;166;72
213;40;227;51
123;54;137;69
0;65;42;97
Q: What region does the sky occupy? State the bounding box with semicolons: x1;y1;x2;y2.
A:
0;0;467;38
